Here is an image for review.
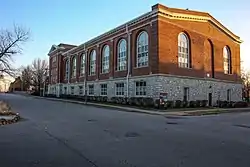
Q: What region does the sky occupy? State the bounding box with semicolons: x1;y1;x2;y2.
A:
1;0;250;71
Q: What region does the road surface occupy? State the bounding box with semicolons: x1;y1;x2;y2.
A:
1;93;250;167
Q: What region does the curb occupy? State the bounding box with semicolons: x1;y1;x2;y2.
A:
24;95;250;116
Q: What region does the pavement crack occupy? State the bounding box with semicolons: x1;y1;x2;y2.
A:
44;130;99;167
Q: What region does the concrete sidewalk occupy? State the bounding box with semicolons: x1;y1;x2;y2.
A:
22;95;250;116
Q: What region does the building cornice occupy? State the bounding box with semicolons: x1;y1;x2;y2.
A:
156;8;242;44
61;4;242;57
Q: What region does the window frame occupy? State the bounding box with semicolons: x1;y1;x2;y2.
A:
100;84;107;96
71;56;77;78
136;31;149;68
89;50;96;76
80;53;86;76
178;32;190;68
223;46;232;74
65;59;69;80
115;83;125;96
117;39;127;71
135;81;146;96
102;45;110;74
88;84;94;95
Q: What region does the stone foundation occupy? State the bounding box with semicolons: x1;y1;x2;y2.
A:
48;75;243;105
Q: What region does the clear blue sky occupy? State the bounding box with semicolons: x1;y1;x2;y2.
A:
1;0;250;70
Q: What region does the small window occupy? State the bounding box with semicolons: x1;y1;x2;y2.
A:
71;86;74;95
115;83;125;96
227;89;231;101
183;87;189;101
64;87;67;94
100;84;107;96
88;85;94;95
79;86;83;95
135;81;146;96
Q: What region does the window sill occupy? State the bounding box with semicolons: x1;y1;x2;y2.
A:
134;65;148;69
100;72;109;75
115;69;127;72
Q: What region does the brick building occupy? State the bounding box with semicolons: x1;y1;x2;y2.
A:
48;4;243;105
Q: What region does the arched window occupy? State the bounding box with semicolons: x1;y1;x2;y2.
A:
117;39;127;71
65;59;69;80
137;31;149;67
102;45;110;73
223;46;231;74
178;32;190;68
72;56;77;78
89;50;96;76
80;53;86;76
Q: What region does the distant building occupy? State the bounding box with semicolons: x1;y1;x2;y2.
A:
47;3;243;105
9;77;22;92
0;75;14;92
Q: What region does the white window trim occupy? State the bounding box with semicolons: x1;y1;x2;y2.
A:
89;50;96;76
117;39;127;71
136;31;149;68
135;81;147;97
80;54;85;76
223;46;231;75
100;84;108;96
88;85;94;95
102;45;110;74
178;32;190;68
115;83;125;96
72;56;77;78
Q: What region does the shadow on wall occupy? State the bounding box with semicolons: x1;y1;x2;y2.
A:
158;62;241;83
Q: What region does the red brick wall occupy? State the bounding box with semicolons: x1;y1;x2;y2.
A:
158;15;241;82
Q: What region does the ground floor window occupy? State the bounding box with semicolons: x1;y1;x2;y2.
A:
135;81;146;96
71;86;74;95
183;87;189;101
88;85;94;95
64;87;67;94
115;83;124;96
100;84;107;96
79;86;83;95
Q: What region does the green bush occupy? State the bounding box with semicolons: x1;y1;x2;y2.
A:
189;101;196;108
201;100;208;107
174;100;182;108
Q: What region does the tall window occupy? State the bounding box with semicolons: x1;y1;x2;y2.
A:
80;53;86;76
137;31;149;67
223;46;232;74
102;45;110;73
100;84;107;96
117;39;127;71
72;56;77;78
178;32;190;68
79;86;83;95
115;83;125;96
135;81;146;96
89;50;96;76
65;59;69;80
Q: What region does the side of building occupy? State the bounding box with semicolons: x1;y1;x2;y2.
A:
47;3;243;105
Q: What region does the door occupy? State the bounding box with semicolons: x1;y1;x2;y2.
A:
208;93;212;106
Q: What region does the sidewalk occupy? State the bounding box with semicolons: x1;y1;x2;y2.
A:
26;95;250;116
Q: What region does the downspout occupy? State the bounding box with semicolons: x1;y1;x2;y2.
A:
126;24;131;98
67;54;71;95
84;44;87;104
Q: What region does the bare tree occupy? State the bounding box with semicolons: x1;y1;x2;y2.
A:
30;58;48;92
21;65;33;91
242;69;250;102
0;24;30;76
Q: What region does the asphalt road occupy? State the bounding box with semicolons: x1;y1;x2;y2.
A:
1;94;250;167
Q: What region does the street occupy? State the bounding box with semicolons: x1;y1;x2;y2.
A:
0;94;250;167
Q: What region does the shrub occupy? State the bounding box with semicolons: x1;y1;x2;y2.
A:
141;97;154;108
129;97;137;106
234;101;248;108
196;100;202;107
174;100;182;108
189;101;196;108
31;91;40;96
201;100;208;107
182;101;189;108
165;101;174;109
135;97;143;106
